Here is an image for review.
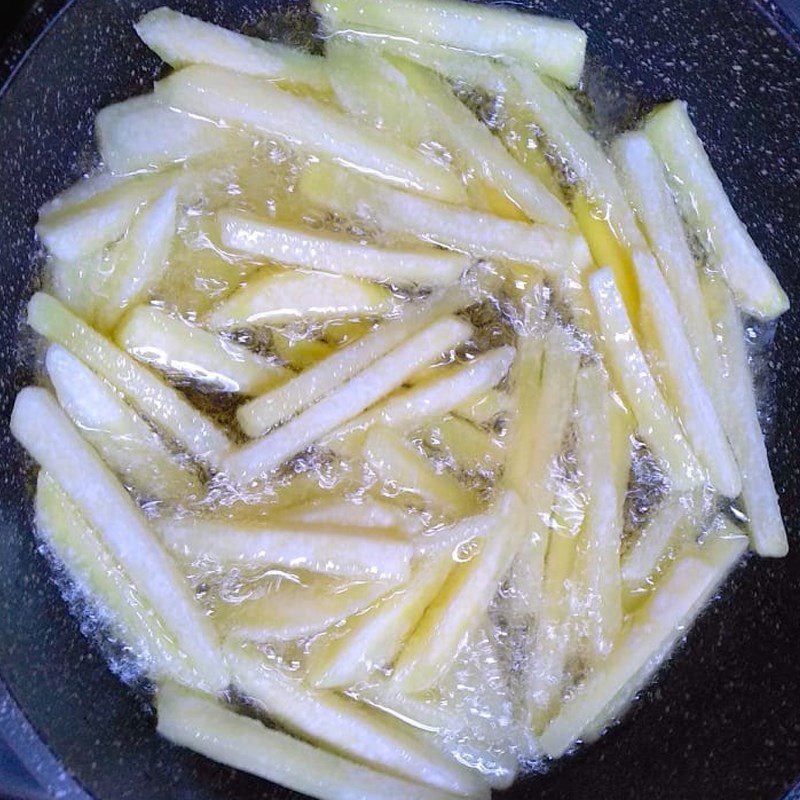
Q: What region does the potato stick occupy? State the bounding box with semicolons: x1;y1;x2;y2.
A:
156;683;461;800
238;285;473;437
454;388;510;427
299;162;590;271
28;293;230;468
393;491;525;692
11;389;227;691
306;551;455;689
226;646;488;798
610;131;724;398
115;305;288;396
313;0;587;86
702;276;788;556
206;269;394;328
540;525;748;757
276;496;411;531
45;346;201;502
219;209;469;286
424;415;504;471
223;317;471;484
588;268;701;490
155;65;464;203
36;473;197;687
215;578;393;642
50;251;105;323
645;101;788;319
364;427;478;517
136;8;330;90
632;250;740;497
96;94;236;174
39;170;123;217
160;517;412;583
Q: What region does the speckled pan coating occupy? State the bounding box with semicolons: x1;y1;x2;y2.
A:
0;1;799;799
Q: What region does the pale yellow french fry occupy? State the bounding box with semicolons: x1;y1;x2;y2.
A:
276;496;414;531
11;389;227;691
155;65;464;203
540;524;748;756
454;388;510;427
218;209;469;286
299;162;590;272
222;316;471;485
50;250;105;323
423;415;504;471
364;427;478;518
702;276;788;556
237;285;474;437
28;293;230;468
226;646;488;798
645;101;788;319
588;268;701;490
314;0;587;86
45;345;202;503
135;7;331;90
115;305;288;396
156;683;461;800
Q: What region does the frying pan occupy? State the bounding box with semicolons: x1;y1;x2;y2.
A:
1;1;799;798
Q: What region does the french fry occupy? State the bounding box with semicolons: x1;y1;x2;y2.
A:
11;388;227;691
314;0;587;86
28;293;230;468
135;7;331;90
219;209;468;286
222;316;471;484
702;276;788;556
299;162;590;272
588;268;701;490
454;388;510;427
226;646;488;798
276;496;415;532
46;345;201;502
115;304;288;396
154;65;465;203
645;101;788;319
50;250;106;324
423;415;504;471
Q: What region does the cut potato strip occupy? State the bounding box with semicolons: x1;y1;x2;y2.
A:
50;250;106;323
424;415;504;471
299;162;590;271
11;388;227;691
35;472;197;687
155;65;464;203
136;7;330;90
223;316;471;484
631;250;740;498
540;525;747;757
454;388;510;427
156;683;460;800
393;491;524;692
160;517;412;582
28;293;230;468
46;345;201;502
96;94;235;174
313;0;587;86
588;269;701;490
702;277;788;556
364;427;478;517
226;646;488;798
219;209;469;286
238;285;472;437
645;101;788;319
276;496;413;532
115;305;288;395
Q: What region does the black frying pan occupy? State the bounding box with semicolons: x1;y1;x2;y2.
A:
1;1;799;798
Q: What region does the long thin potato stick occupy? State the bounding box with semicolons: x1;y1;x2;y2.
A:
160;518;412;582
222;316;471;484
424;415;504;471
45;345;202;502
219;209;469;286
11;389;227;691
276;496;415;531
238;285;473;437
702;277;788;556
28;293;230;468
155;65;464;203
313;0;587;86
227;646;488;798
588;269;701;490
454;388;510;427
50;251;104;323
136;7;331;89
299;162;590;271
645;101;788;319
